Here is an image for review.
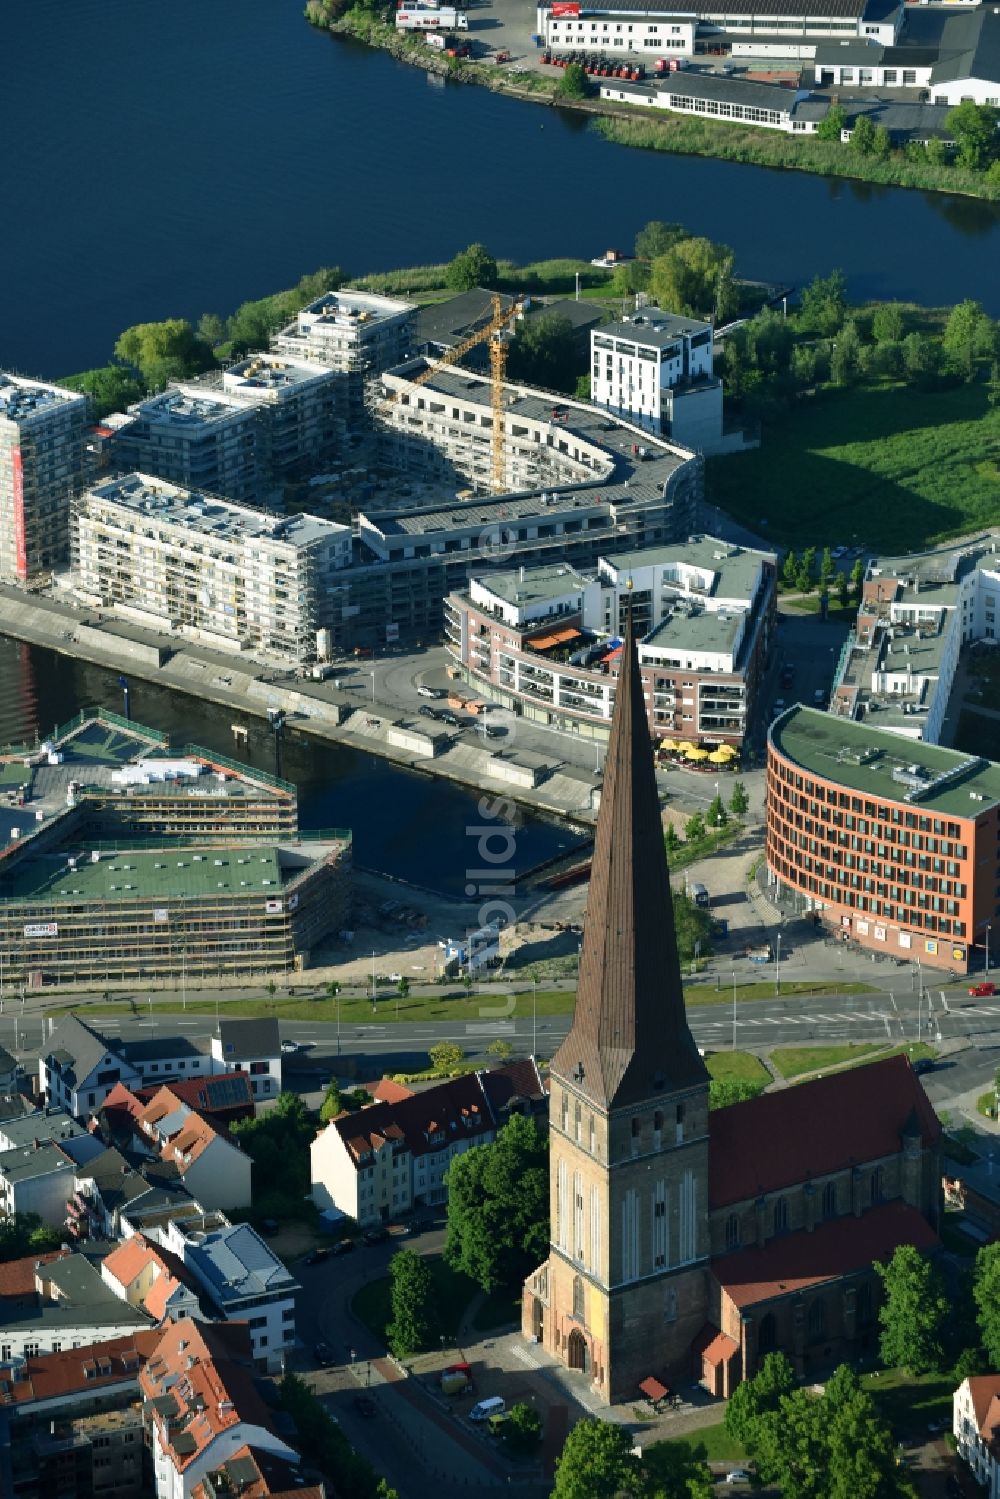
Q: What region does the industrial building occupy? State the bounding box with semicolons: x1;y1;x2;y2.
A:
72;473;351;660
272;288;416;378
445;536;776;746
0;711;351;986
0;373;89;583
830;533;1000;744
766;704;1000;972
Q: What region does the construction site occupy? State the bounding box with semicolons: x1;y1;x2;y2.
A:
0;710;352;986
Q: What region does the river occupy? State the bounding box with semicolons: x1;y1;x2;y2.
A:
2;0;998;378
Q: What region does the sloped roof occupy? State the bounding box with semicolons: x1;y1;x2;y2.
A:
216;1017;280;1061
44;1015;125;1089
931;5;1000;85
0;1248;69;1299
363;1078;416;1105
965;1375;1000;1434
552;610;708;1108
335;1071;494;1164
712;1200;939;1309
0;1329;160;1409
708;1055;941;1208
478;1057;546;1114
144;1071;254;1117
193;1445;322;1499
182;1222;296;1306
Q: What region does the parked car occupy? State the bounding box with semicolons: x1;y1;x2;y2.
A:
812;689;827;706
280;1039;298;1055
417;684;436;698
314;1342;333;1367
304;1246;332;1266
419;705;438;719
970;981;997;996
912;1058;935;1075
362;1226;389;1246
353;1395;378;1418
439;709;459;726
261;1218;280;1236
725;1472;752;1487
469;1396;506;1423
330;1237;355;1255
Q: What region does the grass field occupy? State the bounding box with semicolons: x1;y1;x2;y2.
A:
707;382;1000;552
774;1041;937;1081
648;1423;745;1465
351;1255;516;1344
705;1051;771;1087
862;1367;954;1435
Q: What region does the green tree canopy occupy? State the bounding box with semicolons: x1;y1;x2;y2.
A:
797;269;847;336
231;1090;314;1222
872;302;905;343
943;298;994;379
672;891;713;965
874;1243;948;1374
280;1371;394;1498
446;242;499;292
872;124;892;160
901;331;944;390
386;1247;439;1356
850;114;877;155
724;1351;796;1447
650;236;736;321
946;100;1000;170
634;220;687;260
730;780;749;816
502;1402;543;1455
508;313;582;394
643;1437;714;1498
745;307;794;376
0;1211;64;1262
709;1077;765;1110
59;364;145;419
557;62;589;98
320;1080;344;1122
553;1418;644;1499
974;1242;1000;1367
444;1113;548;1292
816;103;847;142
429;1041;464;1073
113;318;215;389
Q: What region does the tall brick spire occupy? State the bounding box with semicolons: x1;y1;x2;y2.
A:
552;607;708;1109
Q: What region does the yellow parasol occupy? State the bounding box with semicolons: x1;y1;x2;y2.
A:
675;740;696;754
658;738;679;752
686;746;710;762
708;748;731;764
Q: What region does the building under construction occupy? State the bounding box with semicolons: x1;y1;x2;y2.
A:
0;711;351;986
72;472;351;662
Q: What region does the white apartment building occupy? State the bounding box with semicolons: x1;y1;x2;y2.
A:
542;6;695;54
955;1374;1000;1497
0;1252;153;1362
273;289;415;377
73;472;351;660
209;1018;282;1101
0;373;88;581
591;312;726;450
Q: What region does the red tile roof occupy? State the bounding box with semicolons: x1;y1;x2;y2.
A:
103;1233;197;1321
0;1330;160;1408
966;1375;1000;1433
699;1330;740;1366
0;1248;69;1299
479;1057;545;1114
711;1200;940;1309
335;1071;496;1165
364;1078;415;1105
708;1055;941;1208
192;1445;324;1499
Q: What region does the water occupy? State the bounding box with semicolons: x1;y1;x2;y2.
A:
0;637;577;892
1;0;998;377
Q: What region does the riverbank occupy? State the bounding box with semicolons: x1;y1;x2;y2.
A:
312;8;1000;203
0;586;598;827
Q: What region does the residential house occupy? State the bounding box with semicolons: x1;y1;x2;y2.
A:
955;1373;1000;1497
310;1060;545;1226
193;1449;325;1499
210;1020;282;1102
164;1220;298;1374
140;1320;301;1499
0;1250;152;1362
39;1016;142;1119
0;1119;105;1228
102;1234;203;1325
131;1087;252;1211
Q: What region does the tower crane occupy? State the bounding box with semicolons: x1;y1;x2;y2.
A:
382;293;523;495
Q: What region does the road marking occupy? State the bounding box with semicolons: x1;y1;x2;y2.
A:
511;1345;540;1369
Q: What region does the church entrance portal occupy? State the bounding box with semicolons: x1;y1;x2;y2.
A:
567;1327;590;1374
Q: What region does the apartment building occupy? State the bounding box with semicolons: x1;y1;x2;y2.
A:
209;1020;282;1102
954;1373;1000;1497
130;1088;252;1211
272;289;415;378
591;311;727;451
217;353;345;475
106;388;266;506
311;1060;545;1225
163;1221;298;1374
766;704;1000;971
72;473;350;660
0;1251;153;1362
445;536;775;746
140;1320;302;1499
831;534;1000;743
0;373;88;581
102;1234;203;1325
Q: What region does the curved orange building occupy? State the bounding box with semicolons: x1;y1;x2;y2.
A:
766;706;1000;974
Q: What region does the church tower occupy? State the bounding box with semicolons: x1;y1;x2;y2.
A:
522;609;711;1403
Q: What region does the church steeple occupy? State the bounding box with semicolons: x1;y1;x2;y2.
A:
552;607;708;1109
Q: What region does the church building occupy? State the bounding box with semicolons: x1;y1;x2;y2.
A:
522;612;942;1404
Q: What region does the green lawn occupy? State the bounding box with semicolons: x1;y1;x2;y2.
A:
648;1423;745;1465
351;1255;479;1345
705;1051;771;1087
707;381;1000;552
684;979;874;1008
862;1367;954;1436
773;1041;937;1081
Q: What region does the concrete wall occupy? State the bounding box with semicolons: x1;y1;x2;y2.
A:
73;625;169;667
386;724;442;758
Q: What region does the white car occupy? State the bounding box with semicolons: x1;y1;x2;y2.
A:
280;1040;298;1055
725;1471;752;1486
416;685;438;698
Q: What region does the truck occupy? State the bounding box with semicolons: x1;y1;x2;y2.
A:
746;943;773;964
396;7;468;29
690;881;710;908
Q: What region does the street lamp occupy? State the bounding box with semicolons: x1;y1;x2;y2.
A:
987;924;992;978
732;970;737;1051
775;932;782;997
371;952;378;1012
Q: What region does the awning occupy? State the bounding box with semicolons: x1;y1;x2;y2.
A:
700;1331;740;1367
639;1376;670;1402
528;627;582;651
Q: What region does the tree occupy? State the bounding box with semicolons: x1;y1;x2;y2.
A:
850;114;877;156
429;1041;464;1073
557;62;589;99
664;822;681;855
902;331;943;390
724;1351;796;1448
801;546;817;585
643;1437;714;1498
231;1090;314;1222
943;298;991;380
819;546;835;587
444;1114;548;1292
59;364;144;419
790;343;818;389
671;892;714;965
850;556;864;602
396;976;410;1000
872;302;905;344
320;1080;344;1122
875;1243;948;1374
974;1242;1000;1367
706;793;728;829
782;549;799;589
872;124;892;161
836;571;850;610
446;242;498;292
0;1211;63;1262
989;359;1000;410
925;136;949;166
830;321;861;386
113;318;215;389
487;1037;514;1063
197;312;227;346
946;100;1000;171
798;269;847;337
508;313;581;394
611;260;651;296
553;1418;644;1499
279;1370;394;1499
685;811;705;842
816;103;847;142
386;1248;438;1356
502;1402;543;1455
730;780;749;816
635;220;686;260
650;236;736;321
746;307;793;377
325;980;341;1004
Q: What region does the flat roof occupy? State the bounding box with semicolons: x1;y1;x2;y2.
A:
296;288;414;327
0;372;84;421
0;1253;151;1333
601;535;772;598
220;354;336;395
597;308;713;347
84;473;348;549
0;846;295;905
643;607;742;656
0;1141;74;1183
771;705;1000;817
475;564;590;607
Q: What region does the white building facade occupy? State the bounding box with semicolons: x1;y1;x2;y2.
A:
0;374;88;582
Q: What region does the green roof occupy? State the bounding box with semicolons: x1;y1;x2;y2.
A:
1;847;290;905
771;706;1000;818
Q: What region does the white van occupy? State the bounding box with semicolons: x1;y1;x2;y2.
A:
469;1396;506;1422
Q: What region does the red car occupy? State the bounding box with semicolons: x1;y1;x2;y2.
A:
969;981;997;997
